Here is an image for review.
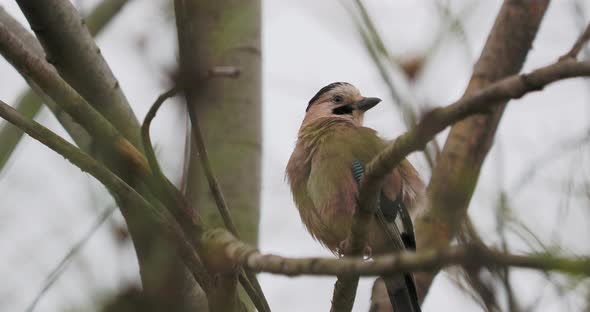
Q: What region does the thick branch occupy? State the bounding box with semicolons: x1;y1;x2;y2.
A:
16;0;141;147
174;0;263;311
202;229;590;278
414;0;548;301
0;20;210;306
0;0;131;173
0;22;150;177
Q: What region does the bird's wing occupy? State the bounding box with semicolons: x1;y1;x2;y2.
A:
353;157;422;312
306;125;383;250
352;160;406;251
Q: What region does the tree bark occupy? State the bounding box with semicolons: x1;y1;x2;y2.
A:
413;0;551;301
174;0;261;310
9;1;204;310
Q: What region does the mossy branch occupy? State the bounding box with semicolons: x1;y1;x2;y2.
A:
0;98;212;292
16;0;141;147
0;0;132;174
201;229;590;277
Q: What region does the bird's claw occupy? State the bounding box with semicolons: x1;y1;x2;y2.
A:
337;239;372;259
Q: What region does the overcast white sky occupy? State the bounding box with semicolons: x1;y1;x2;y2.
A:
1;0;590;311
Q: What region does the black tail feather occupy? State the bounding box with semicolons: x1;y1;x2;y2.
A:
383;274;421;312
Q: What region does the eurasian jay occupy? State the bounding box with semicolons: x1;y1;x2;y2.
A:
286;82;424;312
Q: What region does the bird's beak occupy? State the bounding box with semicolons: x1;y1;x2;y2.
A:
354;97;381;111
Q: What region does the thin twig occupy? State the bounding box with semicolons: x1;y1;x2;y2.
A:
0;98;212;292
26;205;117;312
186;105;240;237
141;87;179;184
560;22;590;61
142;89;270;312
186;101;271;312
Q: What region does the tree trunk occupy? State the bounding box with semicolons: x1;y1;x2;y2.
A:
174;0;261;310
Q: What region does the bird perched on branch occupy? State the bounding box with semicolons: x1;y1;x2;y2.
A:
286;82;424;312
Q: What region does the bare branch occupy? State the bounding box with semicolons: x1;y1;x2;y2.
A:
414;0;550;301
0;21;150;178
16;0;141;147
202;229;590;277
335;56;590;295
0;21;212;306
560;21;590;61
141;87;180;186
0;98;212;292
0;0;132;175
186;103;270;312
334;3;590;305
142;88;269;312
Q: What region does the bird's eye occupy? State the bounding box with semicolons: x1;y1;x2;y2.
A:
333;95;344;103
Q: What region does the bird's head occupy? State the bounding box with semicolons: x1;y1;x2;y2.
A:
303;82;381;127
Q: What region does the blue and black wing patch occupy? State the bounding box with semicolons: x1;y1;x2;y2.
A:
351;160;421;312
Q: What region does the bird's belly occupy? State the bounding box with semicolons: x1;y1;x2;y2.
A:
301;206;396;255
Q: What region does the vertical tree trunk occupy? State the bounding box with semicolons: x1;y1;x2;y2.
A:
174;1;261;310
414;0;551;301
177;0;262;251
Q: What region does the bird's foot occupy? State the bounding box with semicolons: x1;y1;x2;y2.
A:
337;239;372;259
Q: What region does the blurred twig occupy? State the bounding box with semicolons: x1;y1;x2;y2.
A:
0;97;212;293
573;0;590;60
496;192;521;312
341;0;480;172
26;205;117;312
511;129;590;196
414;0;548;300
341;0;439;170
186;96;271;312
454;218;501;312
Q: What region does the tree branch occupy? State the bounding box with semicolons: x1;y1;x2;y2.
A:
0;98;212;293
202;229;590;278
174;0;263;311
142;88;270;312
187;104;270;312
333;57;589;309
0;20;210;307
0;21;150;177
560;21;590;60
413;0;550;301
0;0;132;174
332;1;590;306
16;0;141;147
